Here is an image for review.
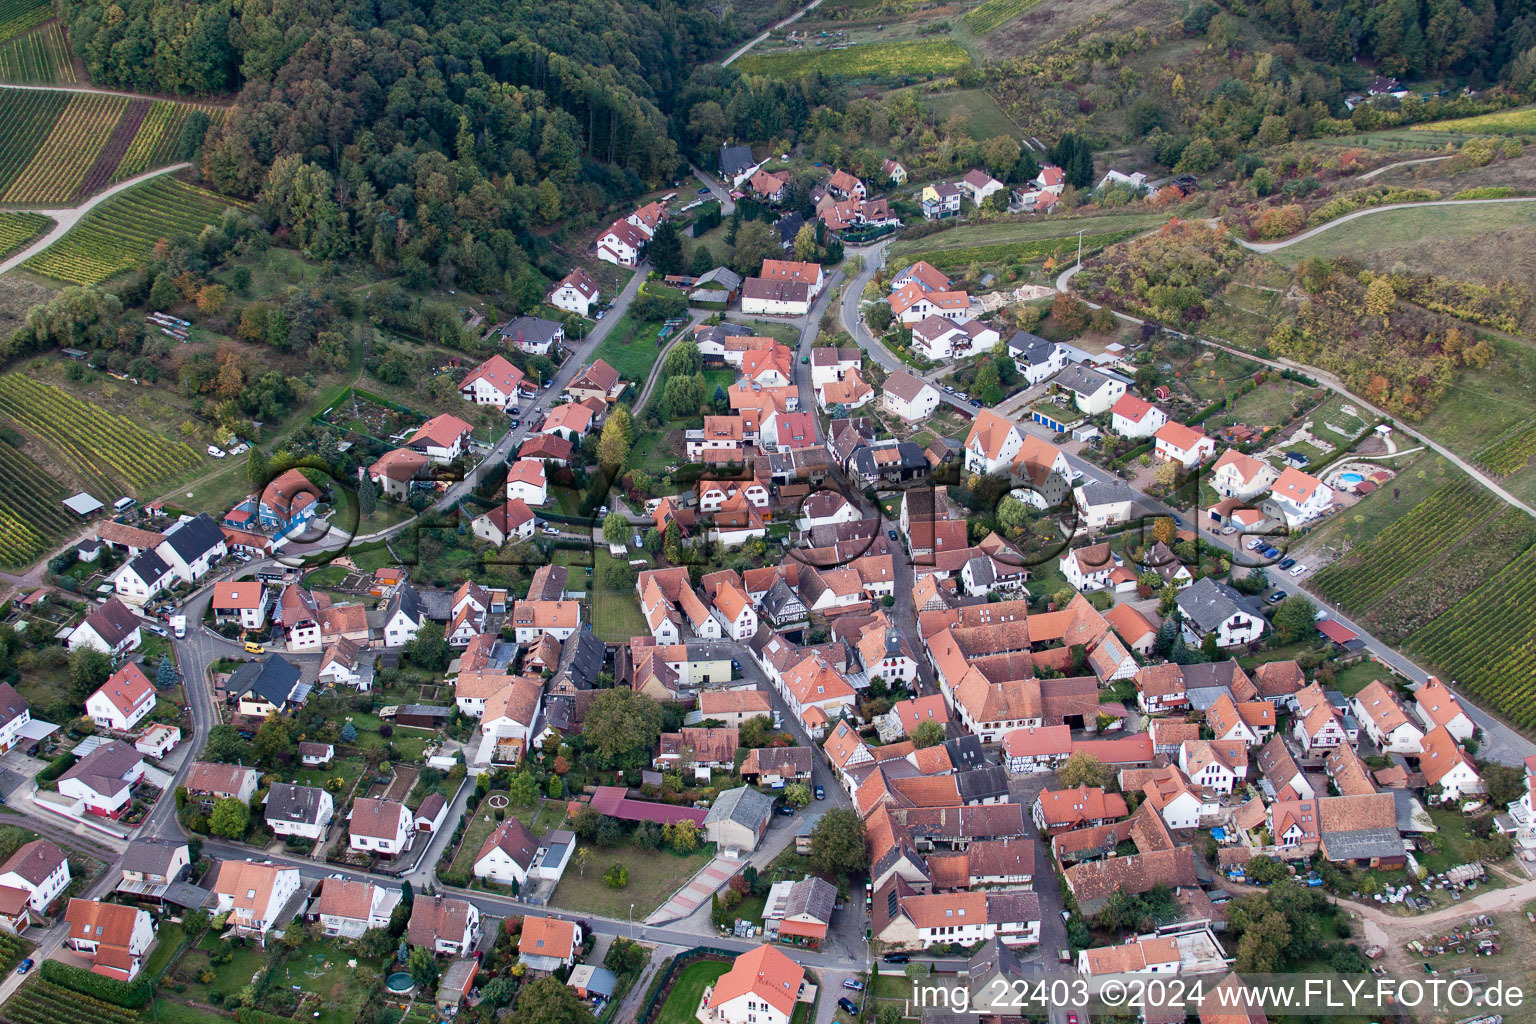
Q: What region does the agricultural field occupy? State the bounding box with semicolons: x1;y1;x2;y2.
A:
0;373;203;494
891;226;1146;275
1413;106;1536;135
921;89;1020;140
733;39;971;79
964;0;1042;33
1417;334;1536;460
115;100;221;180
0;441;75;569
0;87;69;194
2;91;132;204
0;978;143;1024
1475;419;1536;477
0;0;47;45
0;23;77;84
23;175;240;285
1309;478;1501;612
1407;543;1536;729
0;212;48;259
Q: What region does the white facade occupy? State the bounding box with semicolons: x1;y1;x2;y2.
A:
85;682;155;733
883;380;940;422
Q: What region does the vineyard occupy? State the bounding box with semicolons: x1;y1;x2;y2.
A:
0;930;29;972
23;176;240;285
0;22;77;84
1408;544;1536;729
0;212;49;259
1475;420;1536;477
1413;106;1536;136
895;229;1141;273
0;978;143;1024
0;374;202;494
1;91;130;204
734;39;971;79
964;0;1042;33
1310;479;1500;609
0;88;225;203
0;441;73;569
0;0;48;45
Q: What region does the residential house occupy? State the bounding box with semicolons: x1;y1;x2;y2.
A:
1266;467;1334;527
741;278;811;316
499;316;564;355
264;783;334;841
720;144;762;185
1104;604;1157;655
473;817;539;886
705;944;804;1024
1007;331;1070;385
1353;680;1424;754
567;359;626;404
1211;450;1278;501
68;597;143;657
1292;683;1348;753
86;663;156;732
656;728;741;773
519;915;582;972
1154;422;1216;468
1054;364;1127;415
1002;725;1073;774
407;414;474;464
154;513;227;584
112;548;174;606
541;403;595;442
115;839;186;899
704;786;775;856
699;690;773;728
1419;726;1483;802
883;159;908;185
0;840;69;917
1110;394;1168;439
548;268;600;317
258;469;321;534
459;355;526;409
407;895;481;956
1140;767;1203;830
382;585;425;648
472;499;536;546
1179;739;1248;795
228;657;304;717
211;582;269;631
1176;578;1266;649
210;861;303;943
595;219;647;268
57;741;146;819
1073;481;1137;531
184;762;260;810
889;281;970;326
63;899;155;981
368;448;432;500
920;182;963;220
511;600;582;642
959;169;1005;206
1414;679;1475;743
312;877;400;939
349;798;413;856
1032;786;1129;835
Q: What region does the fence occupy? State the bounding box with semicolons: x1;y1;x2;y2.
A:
636;946;739;1024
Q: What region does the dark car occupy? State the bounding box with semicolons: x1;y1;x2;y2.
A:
776;804;795;816
698;187;711;194
969;398;981;407
1278;557;1296;570
815;785;825;800
731;659;740;670
1267;590;1287;605
882;953;911;964
838;997;860;1014
887;529;898;541
15;959;32;975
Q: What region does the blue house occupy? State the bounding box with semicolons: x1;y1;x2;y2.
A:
258;468;321;533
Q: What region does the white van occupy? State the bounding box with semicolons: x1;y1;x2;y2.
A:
113;496;136;513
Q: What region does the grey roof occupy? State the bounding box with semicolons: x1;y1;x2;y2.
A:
499;316;562;346
228;656;303;707
1176;577;1258;634
163;882;211;908
128;547;172;582
63;493;103;515
82;598;142;647
566;626;606;689
58;740;142;798
160;513;225;563
965;555;996;587
776;212;805;246
705;785;774;830
944;735;987;770
742;278;809;303
1006;330;1057;366
394;704;452;720
1324;827;1404;861
416;588;454;622
1077;478;1136;507
760;578;807;622
795;809;825;838
720;144;757;177
1054;362;1122;397
693;267;742;291
1181;661;1245;690
569;965;618;998
782;875;837;924
120;837;187;877
1185;685;1231;712
955;765;1009;803
265;782;331;825
389;583;424;626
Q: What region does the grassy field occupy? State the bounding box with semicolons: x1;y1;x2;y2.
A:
656;961;733;1024
593;311;668;383
1413;106;1536;135
734;39;971;79
922;89;1019;139
23;175;240;284
1308;392;1372;445
1417;334;1536;459
888;212;1164;270
0;22;77;84
590;549;650;642
447;790;508;878
1296;453;1456;556
551;842;714;918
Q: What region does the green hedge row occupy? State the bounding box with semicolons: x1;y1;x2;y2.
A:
41;959;152;1008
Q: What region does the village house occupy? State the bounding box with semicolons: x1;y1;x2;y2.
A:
349;797;413;856
519;914;582;972
567;359;626;404
312;877;400;939
408;895;481;956
1211;449;1278;501
86;663;156;732
1413;678;1476;743
58;741;147;819
211;581;269;631
1353;680;1424;754
1266;467;1334;527
211;861;303;944
407;414;474;464
1110;394;1168;439
368;448;432;500
920;182;963;220
500;316;564;356
1176;578;1266;649
67;597;143;657
264;783;334;841
548;268;600;317
0;840;70;919
64;899;155;981
1154;422;1217;468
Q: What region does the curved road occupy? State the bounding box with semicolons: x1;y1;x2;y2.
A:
0;163;191;274
1234;195;1536;254
1357;154;1451;181
721;0;826;66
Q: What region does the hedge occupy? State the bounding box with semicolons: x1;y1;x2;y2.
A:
36;751;78;783
41;959;152;1008
238;1008;301;1024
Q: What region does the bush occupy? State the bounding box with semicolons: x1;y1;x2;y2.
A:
41;959;152;1008
603;863;629;889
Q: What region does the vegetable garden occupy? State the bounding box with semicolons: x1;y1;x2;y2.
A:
0;0;48;45
1475;420;1536;478
1;91;131;204
0;440;74;569
1310;479;1500;610
23;176;240;285
0;374;202;493
1408;544;1536;729
0;978;143;1024
964;0;1042;33
0;211;49;259
0;22;77;84
734;39;971;79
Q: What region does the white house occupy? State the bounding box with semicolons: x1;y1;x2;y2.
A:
1414;679;1476;743
1140;767;1203;830
86;662;156;732
1178;740;1245;795
1153;422;1216;469
710;583;759;641
549;268;600;317
211;861;303;944
68;598;142;657
408;414;474;464
0;839;70;915
1420;726;1483;802
1061;543;1119;592
1077;934;1183;977
57;741;145;819
63;899;155;981
1267;467;1334;527
382;586;424;648
472;817;539;886
113;549;174;606
1176;578;1266;649
504;459;548;507
705;945;804;1024
314;878;400;939
741;277;811;316
1055;364;1127;415
959;169;1006;206
459;355;526;409
1353;680;1425;755
1211;449;1278;500
889;282;970;326
1008;331;1070;386
882;370;941;422
349;798;413;856
964;410;1024;476
264;783;334;841
154;514;227;584
1110;395;1168;439
472;499;536;546
910;316;999;361
1073;480;1136;531
211;582;269;631
596;220;647;268
407;896;481;956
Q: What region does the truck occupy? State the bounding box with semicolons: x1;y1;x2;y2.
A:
169;615;186;639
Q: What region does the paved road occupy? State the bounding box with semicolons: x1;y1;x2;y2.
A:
720;0;827;66
690;164;735;216
0;163;190;270
1232;195;1536;254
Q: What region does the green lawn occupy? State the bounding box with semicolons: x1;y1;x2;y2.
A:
177;933;271;1004
922;89;1019;139
593;311;668;382
276;940;381;1024
1296;453;1458;555
656;961;732;1024
887;211;1166;261
1331;660;1393;696
591;549;650;642
447;791;508;878
143;922;186;980
1221;379;1312;427
551;842;715;918
1308;393;1371;444
1265;202;1536;271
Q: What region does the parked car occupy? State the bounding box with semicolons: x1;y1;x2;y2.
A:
1060;910;1072;923
508;420;520;429
698;187;712;194
1278;557;1295;570
843;979;865;991
955;392;969;402
775;804;795;816
815;785;825;800
206;445;226;458
838;997;860;1015
1289;564;1308;577
887;529;898;541
970;399;981;407
16;958;32;975
1261;546;1281;559
882;953;910;964
1247;537;1265;550
942;385;955;394
1267;590;1288;605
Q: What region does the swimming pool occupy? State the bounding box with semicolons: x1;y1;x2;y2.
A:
1340;472;1364;485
